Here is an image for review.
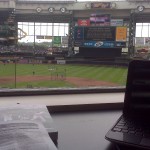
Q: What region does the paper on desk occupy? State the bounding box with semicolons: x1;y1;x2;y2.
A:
0;104;54;130
0;121;57;150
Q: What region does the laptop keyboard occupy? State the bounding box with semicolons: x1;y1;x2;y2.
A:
112;116;150;138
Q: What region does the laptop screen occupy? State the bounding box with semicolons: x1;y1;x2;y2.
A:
124;60;150;116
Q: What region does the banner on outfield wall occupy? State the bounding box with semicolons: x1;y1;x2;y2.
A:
78;19;90;26
116;27;127;42
57;60;66;64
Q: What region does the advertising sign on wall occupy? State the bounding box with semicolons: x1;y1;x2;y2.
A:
78;19;90;26
36;36;52;39
53;36;61;47
83;41;115;48
74;41;83;47
115;42;126;48
111;19;123;26
61;36;68;45
135;37;144;46
57;60;66;65
45;36;52;39
36;36;44;39
90;14;110;26
116;27;127;41
91;2;111;9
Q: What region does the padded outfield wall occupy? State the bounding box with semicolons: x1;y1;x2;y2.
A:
78;47;122;59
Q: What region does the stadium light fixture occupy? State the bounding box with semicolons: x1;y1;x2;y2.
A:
48;7;55;13
111;2;116;9
60;7;66;13
85;3;91;9
36;7;42;13
137;5;144;12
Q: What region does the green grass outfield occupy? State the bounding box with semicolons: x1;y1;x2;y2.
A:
0;63;128;88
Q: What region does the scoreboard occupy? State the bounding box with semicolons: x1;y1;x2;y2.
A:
84;27;116;41
74;26;127;48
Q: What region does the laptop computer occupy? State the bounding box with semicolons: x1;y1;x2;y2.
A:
105;60;150;150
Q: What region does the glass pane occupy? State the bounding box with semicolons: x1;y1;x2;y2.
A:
41;26;47;35
53;26;59;36
64;26;69;35
136;25;142;37
35;26;41;35
22;25;29;35
59;26;65;36
28;22;34;26
0;21;128;89
47;26;53;36
142;26;148;37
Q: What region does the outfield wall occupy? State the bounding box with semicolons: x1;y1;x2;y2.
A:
78;48;122;58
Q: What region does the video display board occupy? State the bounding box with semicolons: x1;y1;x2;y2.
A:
78;19;90;26
74;26;126;48
90;14;110;26
84;26;116;41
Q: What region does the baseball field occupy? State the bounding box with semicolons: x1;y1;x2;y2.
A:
0;63;128;88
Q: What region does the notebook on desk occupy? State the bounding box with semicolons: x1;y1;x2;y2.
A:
105;60;150;150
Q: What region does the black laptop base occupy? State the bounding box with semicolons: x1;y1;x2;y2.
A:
106;114;150;150
105;60;150;150
115;143;147;150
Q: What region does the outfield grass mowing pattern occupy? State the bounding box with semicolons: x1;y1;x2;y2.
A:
17;80;75;88
0;63;128;88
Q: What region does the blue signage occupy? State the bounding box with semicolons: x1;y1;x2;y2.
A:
83;41;115;48
115;42;126;47
74;40;126;48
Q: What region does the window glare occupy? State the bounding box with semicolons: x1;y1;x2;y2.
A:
136;23;150;38
18;22;69;43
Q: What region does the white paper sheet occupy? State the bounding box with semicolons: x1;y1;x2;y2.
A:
0;121;57;150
